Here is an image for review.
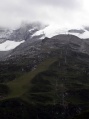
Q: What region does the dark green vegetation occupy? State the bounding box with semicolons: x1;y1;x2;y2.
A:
0;84;10;97
73;110;89;119
1;40;89;118
0;56;36;83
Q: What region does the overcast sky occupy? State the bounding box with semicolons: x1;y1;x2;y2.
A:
0;0;89;28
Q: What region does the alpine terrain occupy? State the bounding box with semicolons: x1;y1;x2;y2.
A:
0;22;89;119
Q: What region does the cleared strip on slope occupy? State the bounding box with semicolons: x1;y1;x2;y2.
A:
1;58;57;100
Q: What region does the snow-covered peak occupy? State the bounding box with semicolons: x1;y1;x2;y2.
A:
32;24;67;38
0;40;25;51
32;24;89;39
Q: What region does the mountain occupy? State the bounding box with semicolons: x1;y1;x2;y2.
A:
0;22;45;51
1;23;89;119
1;23;89;52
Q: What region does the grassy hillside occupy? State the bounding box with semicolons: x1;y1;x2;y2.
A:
1;52;89;119
2;58;57;99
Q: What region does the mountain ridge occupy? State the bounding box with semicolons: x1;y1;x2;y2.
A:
0;23;89;52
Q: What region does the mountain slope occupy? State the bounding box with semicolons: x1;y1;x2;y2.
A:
1;35;89;83
1;39;89;119
1;51;89;119
1;30;89;119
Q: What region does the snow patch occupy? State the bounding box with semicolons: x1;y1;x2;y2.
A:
0;40;25;51
32;24;66;38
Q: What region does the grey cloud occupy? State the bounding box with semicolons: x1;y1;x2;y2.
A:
0;0;88;29
29;0;81;9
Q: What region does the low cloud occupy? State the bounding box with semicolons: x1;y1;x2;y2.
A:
0;0;88;29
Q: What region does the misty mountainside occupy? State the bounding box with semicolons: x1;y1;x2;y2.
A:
0;22;45;51
1;23;89;119
0;22;45;41
0;22;89;52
